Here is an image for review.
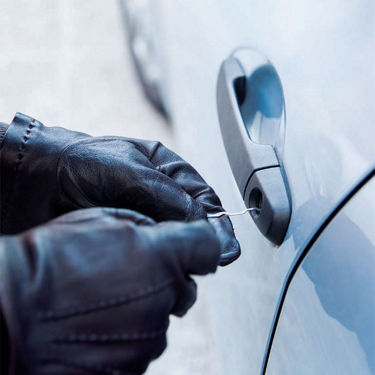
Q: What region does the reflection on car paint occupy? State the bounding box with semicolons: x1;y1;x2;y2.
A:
267;178;375;374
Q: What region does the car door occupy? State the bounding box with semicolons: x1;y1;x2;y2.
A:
265;175;375;375
125;1;374;373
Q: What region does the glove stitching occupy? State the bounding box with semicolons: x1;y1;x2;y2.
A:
38;278;174;321
52;329;166;344
40;356;138;375
0;119;36;233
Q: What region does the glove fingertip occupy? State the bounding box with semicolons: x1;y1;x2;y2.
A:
219;238;241;266
208;216;241;266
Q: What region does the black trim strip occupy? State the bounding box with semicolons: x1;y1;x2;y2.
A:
261;168;375;374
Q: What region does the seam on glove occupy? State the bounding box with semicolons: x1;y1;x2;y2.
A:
146;141;162;162
53;329;166;344
38;279;174;321
0;119;36;233
127;139;152;158
40;356;139;375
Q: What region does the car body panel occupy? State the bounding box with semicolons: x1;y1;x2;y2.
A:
266;177;375;374
133;1;374;373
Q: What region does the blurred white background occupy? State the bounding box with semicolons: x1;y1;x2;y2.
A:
0;0;172;144
0;1;218;373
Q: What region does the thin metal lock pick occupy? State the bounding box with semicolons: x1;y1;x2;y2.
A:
207;207;260;218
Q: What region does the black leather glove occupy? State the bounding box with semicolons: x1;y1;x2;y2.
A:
0;123;8;147
0;113;239;265
0;207;220;375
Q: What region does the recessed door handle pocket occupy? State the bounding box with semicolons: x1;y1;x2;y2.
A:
216;48;291;245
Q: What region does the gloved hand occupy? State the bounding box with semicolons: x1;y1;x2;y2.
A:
0;113;239;265
0;207;220;375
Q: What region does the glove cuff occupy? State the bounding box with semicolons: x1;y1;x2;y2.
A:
0;113;89;234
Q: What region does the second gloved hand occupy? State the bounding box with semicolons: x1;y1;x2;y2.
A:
0;207;220;375
0;113;240;265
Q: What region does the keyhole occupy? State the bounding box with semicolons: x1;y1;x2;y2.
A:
249;188;263;217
